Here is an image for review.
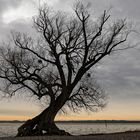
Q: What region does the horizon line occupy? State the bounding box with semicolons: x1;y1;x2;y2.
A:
0;119;140;122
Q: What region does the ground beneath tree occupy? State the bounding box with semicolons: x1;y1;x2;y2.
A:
0;131;140;140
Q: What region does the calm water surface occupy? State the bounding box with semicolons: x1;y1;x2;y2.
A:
0;123;140;137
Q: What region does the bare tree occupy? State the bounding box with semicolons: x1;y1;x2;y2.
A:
0;2;130;136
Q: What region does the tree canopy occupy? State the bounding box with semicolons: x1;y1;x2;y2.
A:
0;2;130;136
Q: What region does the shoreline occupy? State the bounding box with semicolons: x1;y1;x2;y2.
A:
0;131;140;140
1;120;140;123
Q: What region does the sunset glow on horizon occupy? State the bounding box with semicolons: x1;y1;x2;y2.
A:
1;101;140;121
1;114;140;121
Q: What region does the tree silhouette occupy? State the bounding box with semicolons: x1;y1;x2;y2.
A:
0;2;130;136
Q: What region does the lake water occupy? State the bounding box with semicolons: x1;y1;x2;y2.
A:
0;123;140;137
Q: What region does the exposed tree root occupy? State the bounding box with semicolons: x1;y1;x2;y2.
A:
16;113;71;136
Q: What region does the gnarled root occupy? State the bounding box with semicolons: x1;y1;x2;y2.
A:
16;114;42;136
16;115;71;136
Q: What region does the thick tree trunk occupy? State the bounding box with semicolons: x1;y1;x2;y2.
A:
16;100;70;136
16;89;71;137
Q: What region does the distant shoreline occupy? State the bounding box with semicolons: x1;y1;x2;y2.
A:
1;120;140;123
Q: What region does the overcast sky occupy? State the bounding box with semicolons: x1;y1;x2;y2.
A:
0;0;140;120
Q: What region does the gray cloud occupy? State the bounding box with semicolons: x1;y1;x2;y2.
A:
1;0;140;88
0;0;23;15
83;0;140;20
0;0;140;117
0;0;24;40
96;48;140;101
117;0;140;19
0;0;36;41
